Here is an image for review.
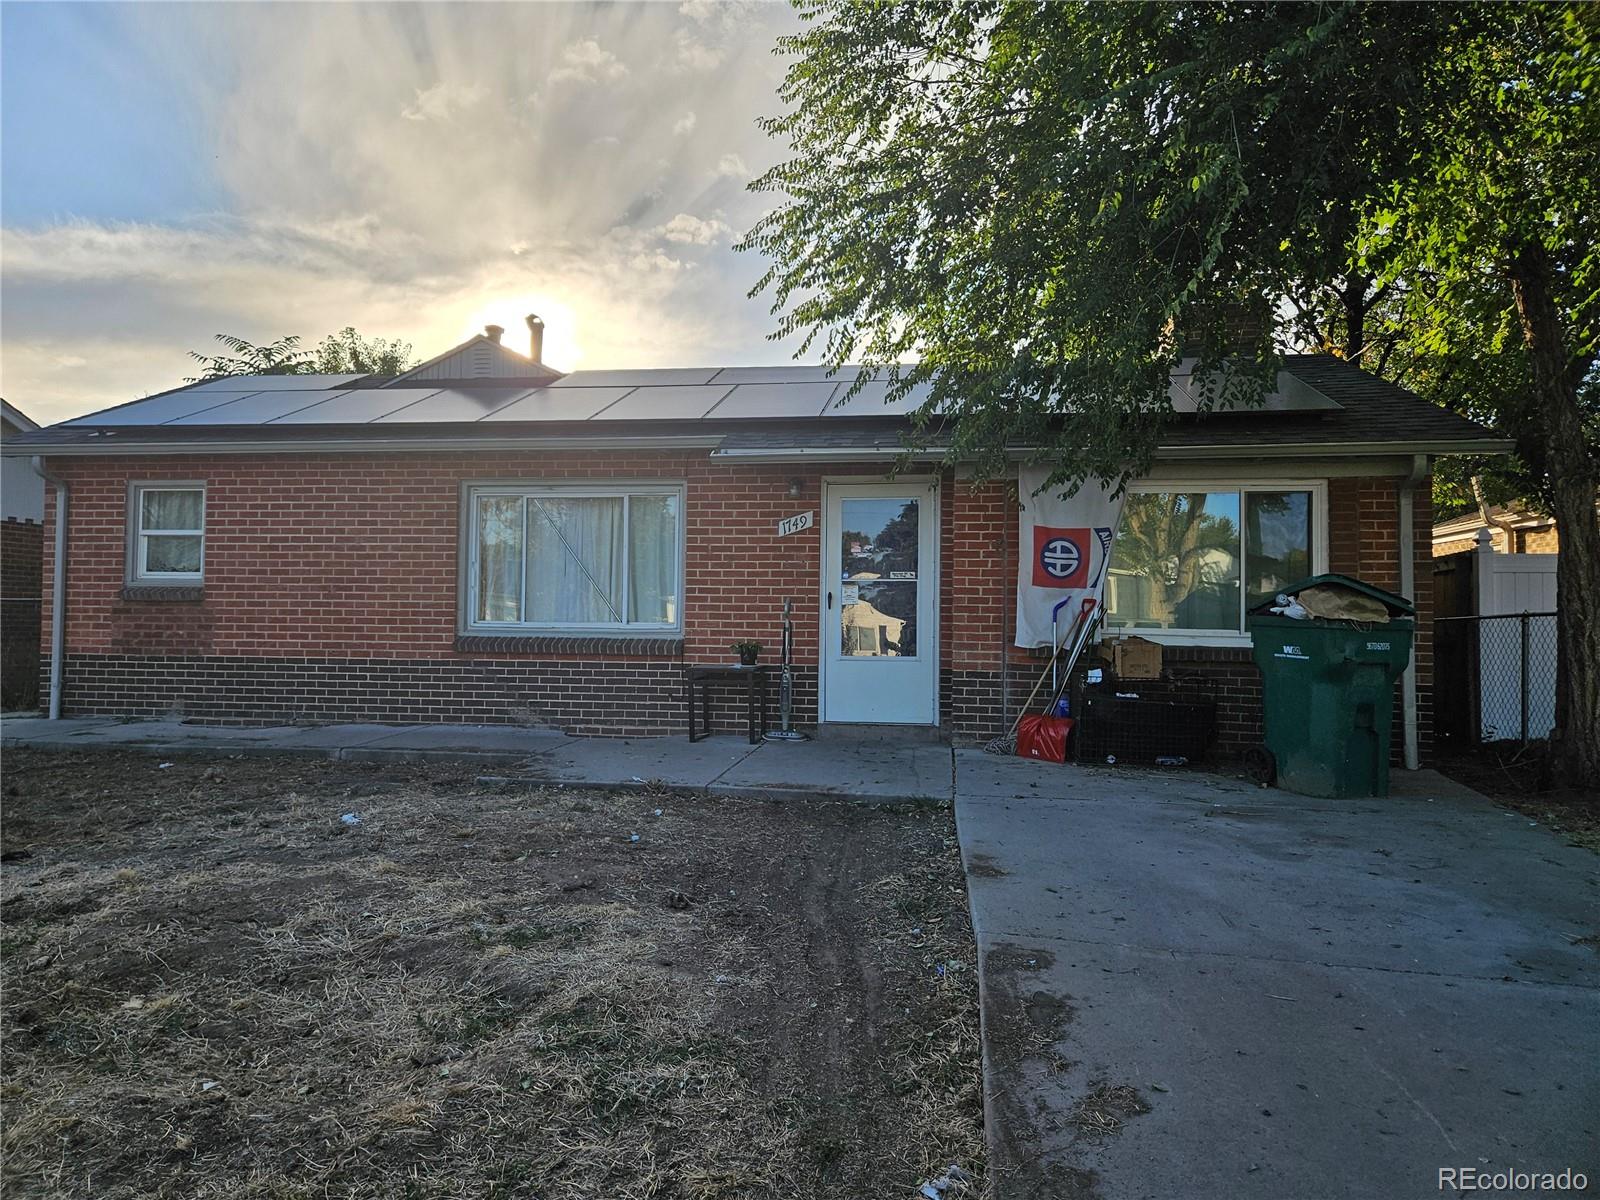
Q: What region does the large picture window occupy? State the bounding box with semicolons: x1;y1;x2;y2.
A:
466;485;683;632
1105;486;1317;638
130;484;205;582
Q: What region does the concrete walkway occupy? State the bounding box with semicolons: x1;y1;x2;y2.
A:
0;716;955;804
955;749;1600;1199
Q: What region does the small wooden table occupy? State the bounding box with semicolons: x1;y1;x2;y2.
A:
686;664;771;743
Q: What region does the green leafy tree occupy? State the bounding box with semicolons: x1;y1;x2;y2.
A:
310;327;418;375
187;329;418;381
747;1;1599;787
187;334;311;380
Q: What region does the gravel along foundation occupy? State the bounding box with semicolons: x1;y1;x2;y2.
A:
1;749;986;1199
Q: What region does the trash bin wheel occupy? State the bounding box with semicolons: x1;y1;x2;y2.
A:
1242;744;1276;786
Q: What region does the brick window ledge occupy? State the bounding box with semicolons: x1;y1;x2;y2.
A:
121;585;205;603
454;634;685;657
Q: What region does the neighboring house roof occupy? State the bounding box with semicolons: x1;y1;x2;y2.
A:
389;332;561;386
1433;504;1556;539
1;399;40;434
1;353;1509;461
1;399;46;524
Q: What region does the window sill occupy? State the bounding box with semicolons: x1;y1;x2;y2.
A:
455;634;685;657
121;584;205;603
1103;631;1253;650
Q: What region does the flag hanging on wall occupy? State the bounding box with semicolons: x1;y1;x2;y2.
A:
1015;467;1125;648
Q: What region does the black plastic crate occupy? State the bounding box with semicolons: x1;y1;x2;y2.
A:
1074;680;1216;763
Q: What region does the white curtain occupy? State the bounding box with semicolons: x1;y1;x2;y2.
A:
526;497;625;623
141;489;202;531
140;488;203;574
476;496;523;622
627;494;679;623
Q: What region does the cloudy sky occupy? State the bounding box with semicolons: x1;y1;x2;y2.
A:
0;1;806;424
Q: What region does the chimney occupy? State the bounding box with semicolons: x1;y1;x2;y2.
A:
484;324;504;344
1166;297;1271;359
526;313;545;364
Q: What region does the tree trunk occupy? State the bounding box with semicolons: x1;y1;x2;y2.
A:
1509;243;1600;792
1340;273;1368;361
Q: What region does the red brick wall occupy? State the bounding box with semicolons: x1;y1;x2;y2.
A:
1328;475;1435;762
37;453;1434;755
39;453;929;732
941;477;1014;733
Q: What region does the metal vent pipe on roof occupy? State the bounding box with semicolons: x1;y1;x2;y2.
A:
484;324;504;344
527;314;544;364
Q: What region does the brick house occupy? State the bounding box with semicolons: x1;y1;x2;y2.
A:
1432;503;1568;557
3;324;1506;758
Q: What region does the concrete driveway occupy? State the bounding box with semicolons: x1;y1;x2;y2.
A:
954;750;1600;1199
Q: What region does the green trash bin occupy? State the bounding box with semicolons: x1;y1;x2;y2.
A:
1247;575;1415;799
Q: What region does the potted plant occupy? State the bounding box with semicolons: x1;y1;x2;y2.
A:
731;639;763;666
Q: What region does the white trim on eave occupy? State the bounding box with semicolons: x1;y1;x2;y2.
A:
1;434;727;457
1151;438;1514;460
3;433;1514;462
713;438;1514;464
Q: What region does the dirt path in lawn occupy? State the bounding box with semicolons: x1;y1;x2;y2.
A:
1;749;985;1199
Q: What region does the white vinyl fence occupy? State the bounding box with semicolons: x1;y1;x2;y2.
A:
1470;529;1557;742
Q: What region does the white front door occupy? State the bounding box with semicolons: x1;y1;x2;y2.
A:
821;481;938;724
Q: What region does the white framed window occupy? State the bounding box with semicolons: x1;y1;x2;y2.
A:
1104;481;1326;644
130;483;205;582
464;483;684;633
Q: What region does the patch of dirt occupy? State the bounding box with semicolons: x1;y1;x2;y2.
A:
1434;744;1600;854
0;749;985;1198
964;853;1008;878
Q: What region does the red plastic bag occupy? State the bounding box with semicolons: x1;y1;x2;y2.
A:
1016;715;1074;763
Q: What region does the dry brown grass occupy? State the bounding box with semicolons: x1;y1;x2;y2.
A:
1;750;985;1199
1068;1082;1150;1138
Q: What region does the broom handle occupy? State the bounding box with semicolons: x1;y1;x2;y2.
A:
1004;600;1093;738
1048;605;1102;713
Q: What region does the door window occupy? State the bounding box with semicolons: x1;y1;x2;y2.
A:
839;497;919;657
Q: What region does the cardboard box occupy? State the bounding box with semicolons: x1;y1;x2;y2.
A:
1111;636;1163;680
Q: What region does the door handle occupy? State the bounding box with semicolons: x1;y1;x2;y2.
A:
827;591;833;610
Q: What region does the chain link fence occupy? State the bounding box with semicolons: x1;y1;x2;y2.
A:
1434;612;1557;747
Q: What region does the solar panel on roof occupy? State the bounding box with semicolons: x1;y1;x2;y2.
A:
707;366;846;386
479;387;637;423
550;368;721;388
264;388;444;424
704;382;840;419
180;374;365;393
65;389;263;426
163;390;351;425
1262;371;1340;412
372;387;534;423
588;384;734;421
823;379;936;417
1168;369;1341;414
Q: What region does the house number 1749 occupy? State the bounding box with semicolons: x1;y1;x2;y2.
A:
777;511;815;537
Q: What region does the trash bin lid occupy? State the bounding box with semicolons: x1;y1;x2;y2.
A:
1258;573;1414;617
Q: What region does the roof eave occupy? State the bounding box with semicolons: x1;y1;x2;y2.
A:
2;431;1515;461
1151;437;1515;460
0;433;726;457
